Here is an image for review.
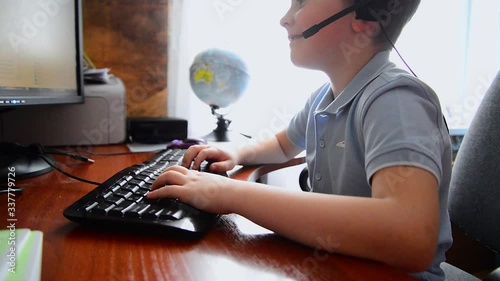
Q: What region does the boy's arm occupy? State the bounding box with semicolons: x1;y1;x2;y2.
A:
236;129;303;165
185;129;303;171
223;165;439;272
150;145;438;271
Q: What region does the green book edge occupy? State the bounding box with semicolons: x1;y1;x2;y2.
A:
0;229;43;281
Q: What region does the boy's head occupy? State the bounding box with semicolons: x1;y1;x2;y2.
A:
280;0;421;71
349;0;421;48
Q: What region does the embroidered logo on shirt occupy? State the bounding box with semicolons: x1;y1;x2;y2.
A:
336;141;346;148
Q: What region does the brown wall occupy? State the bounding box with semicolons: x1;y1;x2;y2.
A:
82;0;168;117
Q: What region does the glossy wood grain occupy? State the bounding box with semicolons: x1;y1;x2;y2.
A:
0;145;417;281
82;0;169;118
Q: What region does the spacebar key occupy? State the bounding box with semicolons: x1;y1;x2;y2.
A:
124;204;150;218
158;208;186;220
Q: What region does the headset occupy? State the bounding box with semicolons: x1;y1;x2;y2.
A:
301;0;418;77
354;0;389;21
303;0;400;39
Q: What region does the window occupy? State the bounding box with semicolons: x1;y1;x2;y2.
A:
168;0;500;140
393;0;500;129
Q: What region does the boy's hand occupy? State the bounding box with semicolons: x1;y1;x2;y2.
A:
181;145;238;172
147;165;232;214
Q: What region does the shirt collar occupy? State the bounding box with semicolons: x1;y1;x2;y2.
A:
317;51;394;115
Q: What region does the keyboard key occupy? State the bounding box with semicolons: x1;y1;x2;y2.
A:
168;155;182;161
178;203;201;216
144;168;158;174
145;197;175;207
108;202;135;217
158;198;178;206
138;185;151;193
141;206;165;219
124;204;150;218
122;185;140;193
116;200;136;209
109;184;121;192
129;179;146;188
108;201;137;216
104;195;125;205
82;201;98;212
126;194;144;203
134;175;150;182
158;208;185;220
134;189;149;197
93;202;115;215
132;167;146;175
118;178;130;186
99;191;113;199
115;190;133;199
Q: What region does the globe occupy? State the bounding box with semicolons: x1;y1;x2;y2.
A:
189;49;250;141
189;48;250;109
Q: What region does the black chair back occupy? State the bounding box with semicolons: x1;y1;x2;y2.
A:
448;71;500;253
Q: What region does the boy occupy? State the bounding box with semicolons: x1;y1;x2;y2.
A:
148;0;452;280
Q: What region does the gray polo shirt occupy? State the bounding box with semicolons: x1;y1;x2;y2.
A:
286;51;452;281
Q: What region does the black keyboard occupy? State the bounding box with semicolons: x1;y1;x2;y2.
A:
63;149;223;239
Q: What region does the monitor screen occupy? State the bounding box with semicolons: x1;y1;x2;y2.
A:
0;0;83;107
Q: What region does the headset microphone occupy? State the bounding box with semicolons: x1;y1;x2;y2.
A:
302;5;356;39
302;0;374;39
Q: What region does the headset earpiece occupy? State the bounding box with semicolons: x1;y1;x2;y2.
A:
354;0;377;21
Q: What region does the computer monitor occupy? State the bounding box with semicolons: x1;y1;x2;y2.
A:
0;0;84;180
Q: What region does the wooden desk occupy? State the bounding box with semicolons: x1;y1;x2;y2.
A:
1;145;417;281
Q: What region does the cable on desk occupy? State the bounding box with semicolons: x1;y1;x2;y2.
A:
28;144;102;186
39;154;101;186
72;147;156;156
44;147;95;163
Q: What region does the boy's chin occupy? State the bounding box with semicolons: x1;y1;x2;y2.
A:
290;56;322;71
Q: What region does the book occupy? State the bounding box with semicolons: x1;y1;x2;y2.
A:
83;68;112;84
0;229;43;281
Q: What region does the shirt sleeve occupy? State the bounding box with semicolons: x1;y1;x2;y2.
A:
361;78;448;185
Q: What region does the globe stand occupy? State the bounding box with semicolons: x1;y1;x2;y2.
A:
203;105;244;142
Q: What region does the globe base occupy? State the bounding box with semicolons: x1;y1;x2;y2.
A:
203;130;232;142
203;115;250;142
203;130;251;142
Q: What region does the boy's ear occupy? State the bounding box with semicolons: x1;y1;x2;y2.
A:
351;19;378;34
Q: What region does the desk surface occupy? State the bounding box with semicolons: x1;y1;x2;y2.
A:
2;145;417;281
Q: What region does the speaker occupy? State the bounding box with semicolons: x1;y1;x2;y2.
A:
127;117;188;144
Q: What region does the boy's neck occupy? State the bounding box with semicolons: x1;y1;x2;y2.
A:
328;48;383;98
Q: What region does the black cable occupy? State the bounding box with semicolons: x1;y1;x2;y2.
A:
379;23;418;78
38;154;101;186
44;147;95;163
376;18;450;134
71;147;155;156
23;143;152;186
37;144;152;186
27;143;101;186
